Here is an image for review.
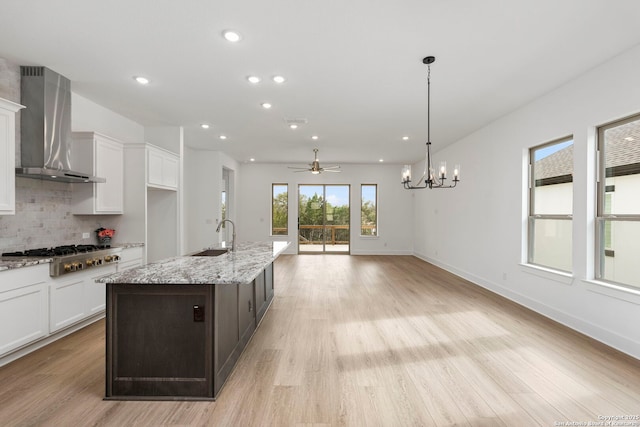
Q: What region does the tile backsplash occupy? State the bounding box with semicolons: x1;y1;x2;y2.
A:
0;177;119;252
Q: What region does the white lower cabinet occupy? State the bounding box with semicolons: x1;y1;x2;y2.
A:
49;275;85;333
49;264;116;333
0;264;49;356
118;246;144;271
84;268;113;315
1;262;117;362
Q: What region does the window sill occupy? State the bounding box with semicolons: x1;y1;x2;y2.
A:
582;279;640;305
519;263;574;285
359;235;379;239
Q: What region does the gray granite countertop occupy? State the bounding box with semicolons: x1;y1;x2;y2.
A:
0;257;52;272
96;241;290;285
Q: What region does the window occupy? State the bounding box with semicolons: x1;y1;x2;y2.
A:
528;137;574;272
271;184;288;236
361;184;377;236
596;114;640;288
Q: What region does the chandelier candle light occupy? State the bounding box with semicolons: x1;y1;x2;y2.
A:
402;56;460;190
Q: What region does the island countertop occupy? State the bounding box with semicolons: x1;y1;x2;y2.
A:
96;241;290;285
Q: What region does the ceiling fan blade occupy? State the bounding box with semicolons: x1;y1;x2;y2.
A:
322;165;340;169
293;170;311;173
287;166;309;170
323;169;342;173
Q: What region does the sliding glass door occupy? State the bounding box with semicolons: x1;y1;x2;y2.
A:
298;184;350;254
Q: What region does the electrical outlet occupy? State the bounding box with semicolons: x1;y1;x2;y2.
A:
82;232;90;239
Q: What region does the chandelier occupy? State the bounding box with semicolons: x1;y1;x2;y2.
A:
402;56;460;190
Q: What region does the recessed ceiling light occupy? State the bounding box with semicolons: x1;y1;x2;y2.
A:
272;75;286;84
201;124;210;129
402;136;409;141
134;76;150;85
624;137;635;141
249;158;255;162
289;124;298;129
247;76;261;84
311;135;319;140
219;135;227;140
379;159;384;162
261;102;272;109
222;30;241;42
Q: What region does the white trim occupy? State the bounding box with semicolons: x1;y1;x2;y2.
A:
582;279;640;305
519;263;574;285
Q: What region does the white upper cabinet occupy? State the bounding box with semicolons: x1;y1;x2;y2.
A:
71;132;124;214
0;97;25;215
147;144;178;190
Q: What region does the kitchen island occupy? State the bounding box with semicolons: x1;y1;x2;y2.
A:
97;241;290;400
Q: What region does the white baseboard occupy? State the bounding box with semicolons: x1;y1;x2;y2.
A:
413;252;640;360
0;313;105;368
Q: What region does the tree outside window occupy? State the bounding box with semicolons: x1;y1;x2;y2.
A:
272;184;288;236
361;184;377;236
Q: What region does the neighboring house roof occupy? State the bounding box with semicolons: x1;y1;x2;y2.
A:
535;120;640;181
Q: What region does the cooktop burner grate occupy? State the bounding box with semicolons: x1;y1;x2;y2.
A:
2;244;104;258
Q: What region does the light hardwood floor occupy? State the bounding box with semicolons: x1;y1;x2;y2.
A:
1;255;639;426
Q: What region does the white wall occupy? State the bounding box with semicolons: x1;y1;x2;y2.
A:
183;148;239;253
414;44;640;358
144;126;181;153
71;93;144;144
237;163;414;255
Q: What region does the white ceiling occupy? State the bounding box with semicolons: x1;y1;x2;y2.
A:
1;0;640;166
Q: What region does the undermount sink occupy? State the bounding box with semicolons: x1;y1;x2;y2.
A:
190;249;229;257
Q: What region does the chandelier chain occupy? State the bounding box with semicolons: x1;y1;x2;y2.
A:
401;56;460;190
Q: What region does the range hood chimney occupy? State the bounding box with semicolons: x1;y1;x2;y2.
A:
16;66;105;183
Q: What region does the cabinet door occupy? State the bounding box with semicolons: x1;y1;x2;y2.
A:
238;282;255;346
0;98;23;215
117;247;144;271
148;149;164;187
84;265;116;315
147;147;178;190
214;283;239;394
254;270;267;326
162;154;179;188
107;285;213;398
0;275;48;356
95;137;124;213
265;262;274;302
49;277;85;333
71;132;124;215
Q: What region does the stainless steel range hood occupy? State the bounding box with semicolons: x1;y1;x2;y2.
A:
16;66;105;183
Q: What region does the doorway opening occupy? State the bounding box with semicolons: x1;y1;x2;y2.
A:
298;184;350;254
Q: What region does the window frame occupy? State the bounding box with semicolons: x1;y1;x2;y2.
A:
271;183;288;236
595;113;640;287
527;136;574;272
360;184;378;237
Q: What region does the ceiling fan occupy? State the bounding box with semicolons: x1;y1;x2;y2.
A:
288;148;341;174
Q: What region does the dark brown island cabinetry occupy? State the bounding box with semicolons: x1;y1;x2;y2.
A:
105;262;275;400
